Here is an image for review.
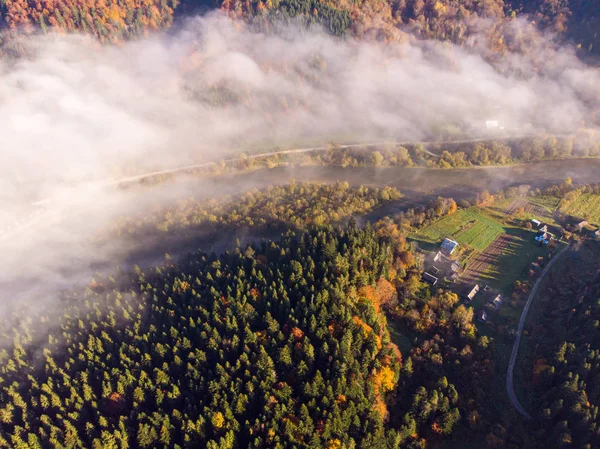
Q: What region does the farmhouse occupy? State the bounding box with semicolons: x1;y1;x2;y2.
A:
466;284;480;301
441;238;459;256
535;231;553;245
489;295;503;310
422;272;438;286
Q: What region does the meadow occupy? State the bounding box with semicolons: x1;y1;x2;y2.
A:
411;208;505;252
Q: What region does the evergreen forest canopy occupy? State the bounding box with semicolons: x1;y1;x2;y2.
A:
0;222;495;449
523;243;600;449
2;179;600;449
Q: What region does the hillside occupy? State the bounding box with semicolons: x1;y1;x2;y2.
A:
1;0;599;54
0;222;495;448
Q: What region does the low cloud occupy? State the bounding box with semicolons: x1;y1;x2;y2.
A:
0;12;599;331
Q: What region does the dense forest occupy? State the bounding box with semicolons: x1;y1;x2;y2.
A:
522;242;600;448
107;182;402;239
0;221;495;448
0;0;599;53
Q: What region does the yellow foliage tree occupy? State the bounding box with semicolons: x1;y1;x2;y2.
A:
211;411;224;430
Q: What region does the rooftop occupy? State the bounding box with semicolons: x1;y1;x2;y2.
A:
422;272;438;285
466;284;480;300
441;238;459;255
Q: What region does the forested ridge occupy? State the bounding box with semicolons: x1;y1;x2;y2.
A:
0;219;495;448
523;243;600;448
0;0;599;53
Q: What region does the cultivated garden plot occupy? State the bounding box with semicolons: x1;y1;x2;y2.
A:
560;193;600;226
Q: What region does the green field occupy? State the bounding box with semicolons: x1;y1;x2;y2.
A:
560;193;600;225
529;195;560;211
480;229;554;294
411;208;504;251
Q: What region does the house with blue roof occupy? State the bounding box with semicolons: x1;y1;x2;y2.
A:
440;238;459;256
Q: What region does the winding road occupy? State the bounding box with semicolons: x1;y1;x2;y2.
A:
506;243;570;418
0;133;576;245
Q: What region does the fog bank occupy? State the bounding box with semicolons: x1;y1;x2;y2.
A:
1;13;599;333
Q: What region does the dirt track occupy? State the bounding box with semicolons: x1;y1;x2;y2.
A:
461;234;513;284
506;244;570;418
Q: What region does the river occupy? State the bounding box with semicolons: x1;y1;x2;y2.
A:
1;158;598;318
167;158;600;219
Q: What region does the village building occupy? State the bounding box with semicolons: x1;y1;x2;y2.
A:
466;284;480;301
595;229;600;239
531;219;541;228
478;310;488;323
489;294;503;310
441;238;459;256
576;220;589;232
422;272;438;286
451;262;461;272
535;231;553;245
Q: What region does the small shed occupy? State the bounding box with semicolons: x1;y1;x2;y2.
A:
595;229;600;239
489;295;503;310
451;262;461;272
478;310;488;323
577;221;589;232
466;284;480;301
422;272;438;286
441;238;459;256
531;219;541;228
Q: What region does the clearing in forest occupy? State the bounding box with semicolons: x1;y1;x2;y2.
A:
412;208;504;252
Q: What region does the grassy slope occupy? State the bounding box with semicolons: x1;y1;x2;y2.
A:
410;208;504;252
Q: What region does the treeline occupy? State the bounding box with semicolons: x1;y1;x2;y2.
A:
522;242;600;448
220;0;600;54
380;196;458;231
106;181;402;239
232;136;599;173
0;0;178;43
0;221;494;448
2;0;600;55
